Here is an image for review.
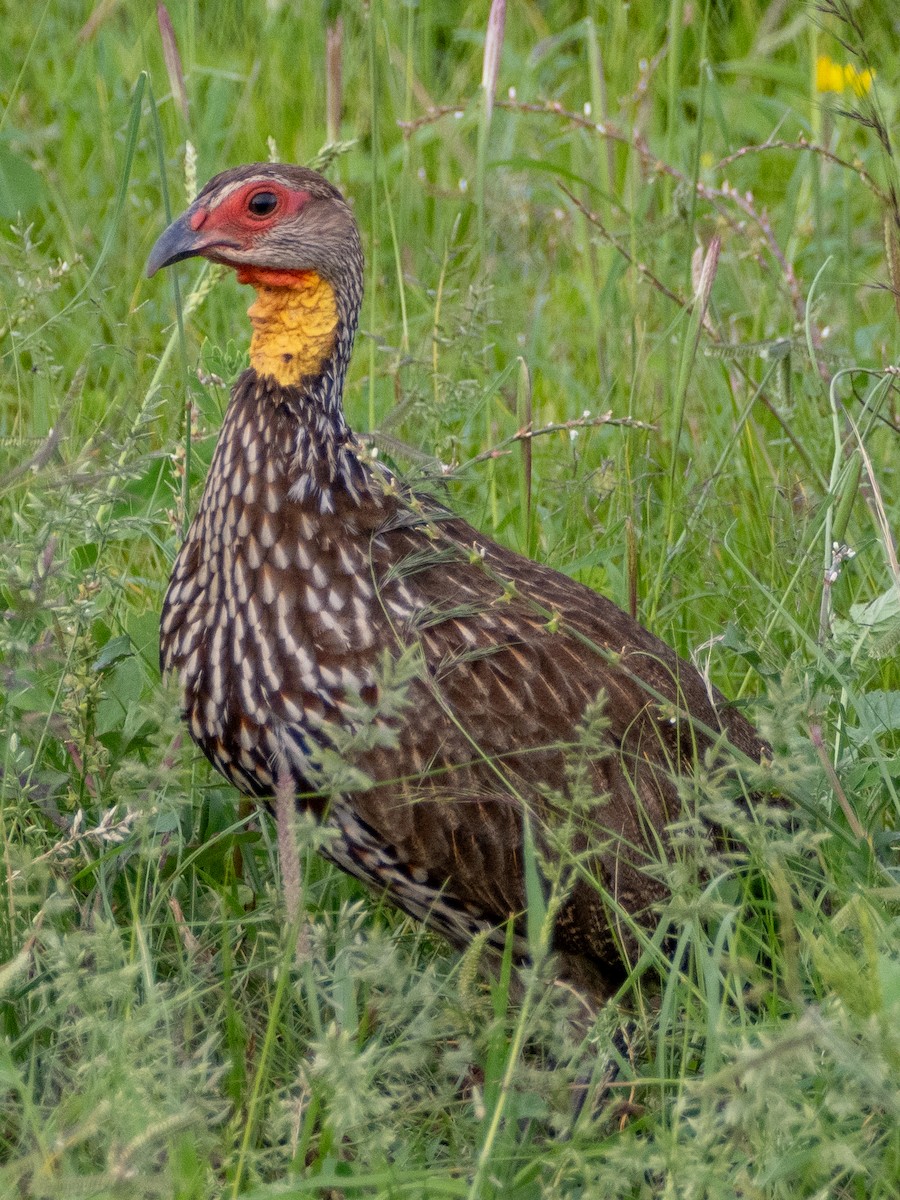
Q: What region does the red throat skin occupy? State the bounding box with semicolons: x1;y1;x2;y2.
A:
236;265;312;289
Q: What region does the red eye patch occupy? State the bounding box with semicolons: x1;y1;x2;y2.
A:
204;182;311;233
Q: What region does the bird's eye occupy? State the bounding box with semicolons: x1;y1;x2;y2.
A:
247;191;278;217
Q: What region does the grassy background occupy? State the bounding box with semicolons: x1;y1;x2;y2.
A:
1;1;899;1196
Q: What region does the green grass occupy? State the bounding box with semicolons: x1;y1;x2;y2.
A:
2;1;900;1196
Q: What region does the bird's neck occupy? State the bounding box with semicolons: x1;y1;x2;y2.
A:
241;268;344;388
234;267;370;507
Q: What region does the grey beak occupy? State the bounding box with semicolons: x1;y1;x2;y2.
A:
146;212;201;277
146;211;239;277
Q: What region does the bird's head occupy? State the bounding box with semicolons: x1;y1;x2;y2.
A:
147;163;364;387
147;163;362;293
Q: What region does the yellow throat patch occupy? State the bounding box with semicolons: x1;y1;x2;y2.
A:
246;270;339;387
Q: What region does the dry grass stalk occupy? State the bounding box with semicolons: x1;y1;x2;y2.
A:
156;4;189;124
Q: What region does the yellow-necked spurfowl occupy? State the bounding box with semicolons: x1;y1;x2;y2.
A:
147;163;765;1000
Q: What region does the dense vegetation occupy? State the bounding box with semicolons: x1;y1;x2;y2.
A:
1;1;898;1196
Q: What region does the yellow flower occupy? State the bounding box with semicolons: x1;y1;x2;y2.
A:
816;54;874;97
816;55;844;93
847;65;874;97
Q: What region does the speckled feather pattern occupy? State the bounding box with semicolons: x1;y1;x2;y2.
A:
156;164;766;997
161;367;765;992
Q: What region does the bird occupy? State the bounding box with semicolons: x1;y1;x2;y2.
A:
147;162;766;1003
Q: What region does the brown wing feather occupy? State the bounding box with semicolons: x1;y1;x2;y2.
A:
338;505;764;967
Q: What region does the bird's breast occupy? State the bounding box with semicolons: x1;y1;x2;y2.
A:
159;379;394;798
